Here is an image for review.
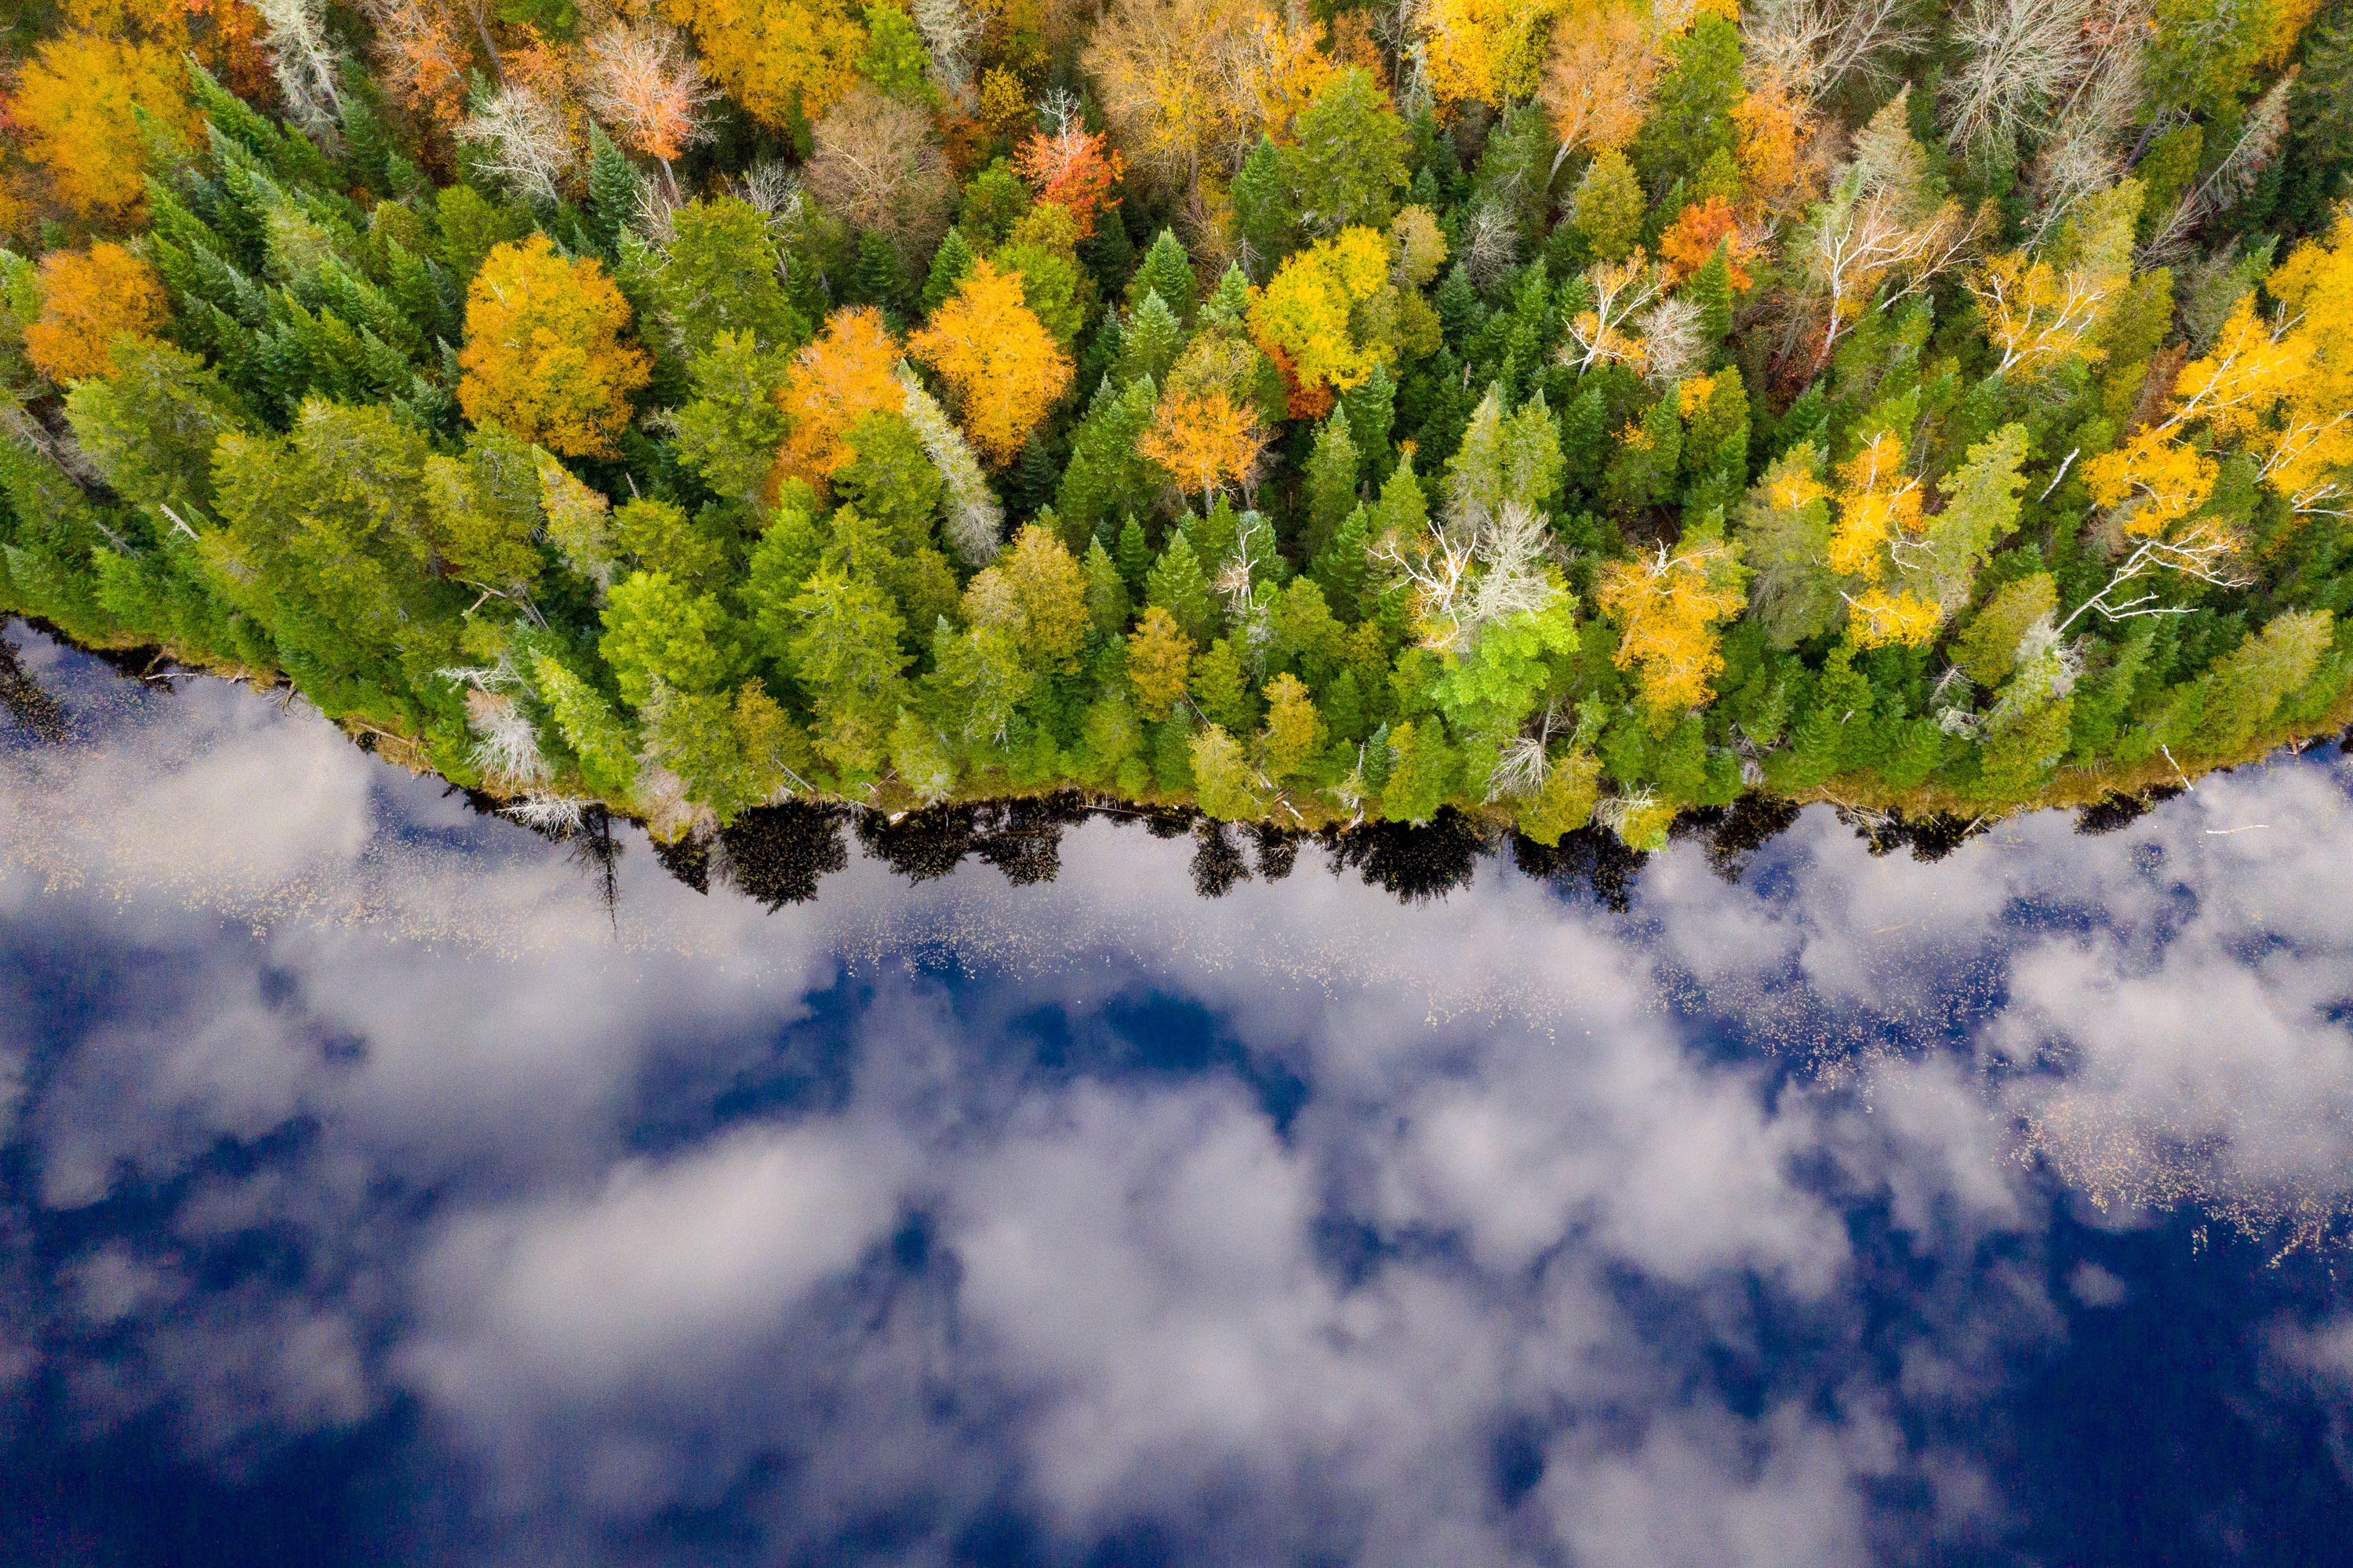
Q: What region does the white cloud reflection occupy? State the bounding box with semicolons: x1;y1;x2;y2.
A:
2;626;2351;1563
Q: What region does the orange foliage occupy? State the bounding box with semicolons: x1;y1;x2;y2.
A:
584;20;718;163
907;260;1075;467
365;0;474;129
12;32;195;220
22;244;168;384
457;235;653;458
1659;197;1756;289
1138;389;1266;504
1013;125;1128;240
773;306;906;494
1540;0;1663;157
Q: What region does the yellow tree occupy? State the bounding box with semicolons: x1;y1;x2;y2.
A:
583;20;718;181
1126;605;1197;719
1082;0;1258;184
2246;213;2353;519
1825;431;1922;579
1595;538;1747;719
12;30;195;220
1420;0;1566;115
1540;0;1664;163
1969;250;2115;380
458;235;653;457
1245;226;1393;409
21;244;169;384
1138;389;1267;509
661;0;866;129
773;305;905;494
907;260;1074;467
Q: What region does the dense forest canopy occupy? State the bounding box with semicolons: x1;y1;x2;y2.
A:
2;0;2351;849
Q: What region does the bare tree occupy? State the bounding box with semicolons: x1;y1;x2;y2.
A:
457;84;576;207
1743;0;1928;107
253;0;347;142
1943;0;2091;160
803;86;956;265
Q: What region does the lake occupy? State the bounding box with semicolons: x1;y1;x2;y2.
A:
3;619;2351;1566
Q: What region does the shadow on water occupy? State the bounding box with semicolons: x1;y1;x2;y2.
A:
0;631;70;744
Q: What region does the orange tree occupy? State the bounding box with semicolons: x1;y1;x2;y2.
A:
456;235;653;458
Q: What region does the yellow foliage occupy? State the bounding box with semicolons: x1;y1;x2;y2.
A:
2083;431;2220;538
1420;0;1566;112
773;306;905;494
662;0;866;128
1246;226;1395;400
1846;588;1944;649
1126;605;1196;719
1595;541;1747;718
1082;0;1260;179
965;524;1093;669
12;31;196;220
1233;9;1337;143
1826;433;1921;580
907;259;1075;466
1138;388;1267;504
458;235;653;459
1540;0;1664;157
1259;671;1322;778
1972;250;2112;379
21;243;168;384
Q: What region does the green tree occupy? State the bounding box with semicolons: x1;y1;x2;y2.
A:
1145;531;1219;646
784;566;915;777
1569;150;1646;264
653;197;809;355
601;569;747;705
1128;228;1199;322
1285;69;1409;235
674;330;796;507
1628;12;1744;200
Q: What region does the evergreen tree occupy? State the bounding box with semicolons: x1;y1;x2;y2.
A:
1127;228;1199;322
922;226;976;315
1118;288;1184;384
1304;413;1362;553
1145;531;1218;645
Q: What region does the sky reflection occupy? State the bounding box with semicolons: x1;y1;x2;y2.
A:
3;621;2352;1567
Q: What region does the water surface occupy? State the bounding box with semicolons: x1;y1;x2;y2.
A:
3;621;2351;1567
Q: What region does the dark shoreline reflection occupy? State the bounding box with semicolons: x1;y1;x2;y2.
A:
5;619;2353;1568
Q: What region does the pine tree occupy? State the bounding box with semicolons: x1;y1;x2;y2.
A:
1690;242;1734;343
1190;638;1257;733
586;125;641;257
1304;413;1361;554
1128;228;1199;322
1116;515;1152;591
855;228;907;318
1232;139;1292;279
1118;289;1184;385
1202;264;1253;326
1340;362;1397;482
1082;534;1130;635
922;226;976;315
1145;531;1218;645
1311;504;1372;620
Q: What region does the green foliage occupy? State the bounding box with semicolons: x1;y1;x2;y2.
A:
1286;69;1409;235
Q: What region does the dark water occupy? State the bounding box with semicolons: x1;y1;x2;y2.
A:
3;620;2352;1568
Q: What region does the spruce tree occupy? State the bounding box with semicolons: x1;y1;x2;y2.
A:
1118;288;1184;385
586;125;640;256
1127;228;1199;322
1231;140;1292;278
1116;515;1152;591
1311;504;1372;620
922;227;976;315
1304;413;1360;554
1082;535;1130;635
1146;532;1218;646
1340;362;1397;483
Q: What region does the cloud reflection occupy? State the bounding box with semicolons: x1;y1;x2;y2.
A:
3;624;2351;1564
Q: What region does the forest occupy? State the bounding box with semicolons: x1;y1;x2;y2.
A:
3;0;2352;852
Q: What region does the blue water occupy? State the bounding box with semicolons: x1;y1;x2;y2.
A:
3;619;2351;1567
